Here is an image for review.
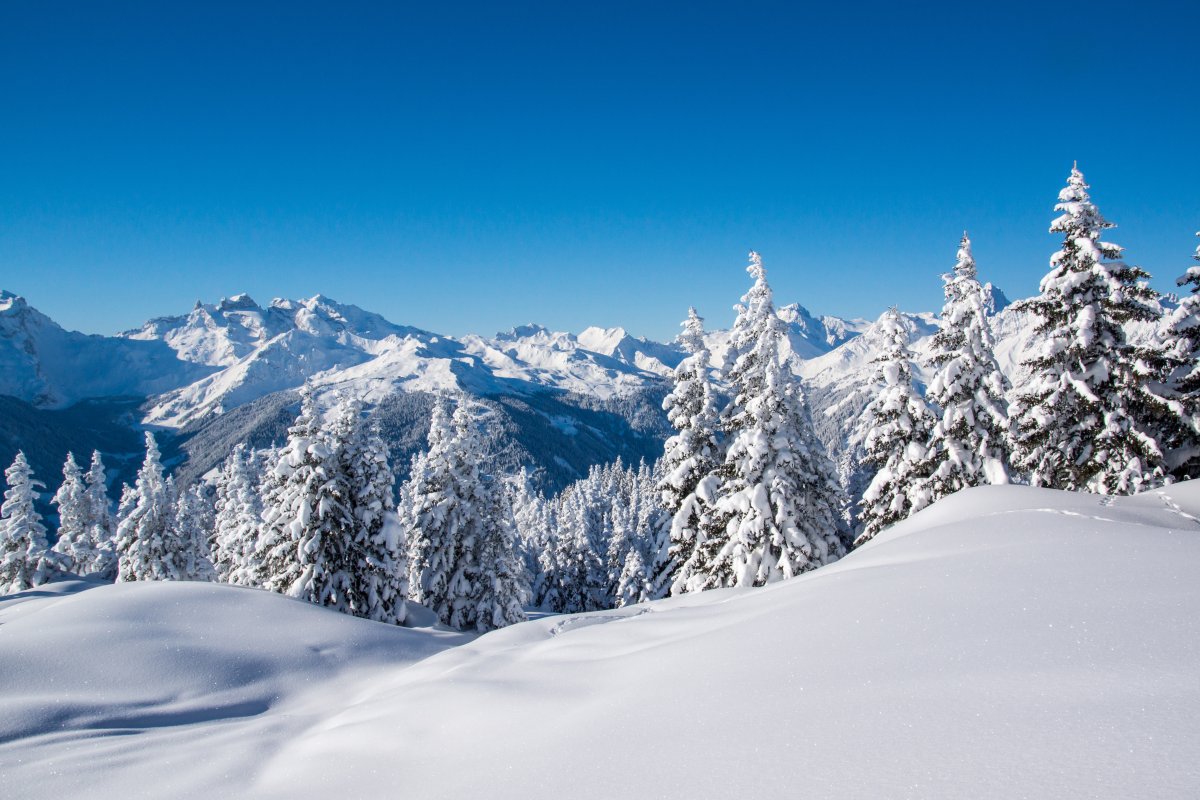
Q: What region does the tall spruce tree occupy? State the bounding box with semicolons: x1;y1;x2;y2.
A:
51;453;90;574
255;387;361;613
922;233;1012;500
82;451;117;579
1010;165;1166;493
115;433;188;581
404;397;527;630
333;396;408;624
857;309;938;545
404;401;474;626
170;483;218;581
0;452;59;593
657;307;721;596
695;251;846;588
211;444;262;584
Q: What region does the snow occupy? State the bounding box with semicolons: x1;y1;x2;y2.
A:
4;482;1200;797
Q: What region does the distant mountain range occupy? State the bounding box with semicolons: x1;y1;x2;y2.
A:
0;281;1060;503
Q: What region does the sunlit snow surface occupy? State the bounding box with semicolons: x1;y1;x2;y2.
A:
3;483;1200;798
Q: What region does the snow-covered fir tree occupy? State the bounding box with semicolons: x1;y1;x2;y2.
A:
509;468;551;598
115;433;189;581
404;401;474;626
333;396;407;624
856;308;938;545
50;453;90;574
468;472;528;630
550;485;608;612
693;251;846;588
1154;231;1200;480
657;307;721;596
255;387;386;618
0;452;60;593
82;451;117;579
211;444;262;584
922;233;1011;500
170;483;217;581
634;460;670;602
404;397;528;630
1010;165;1167;493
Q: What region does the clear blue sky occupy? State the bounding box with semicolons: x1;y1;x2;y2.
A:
1;0;1197;341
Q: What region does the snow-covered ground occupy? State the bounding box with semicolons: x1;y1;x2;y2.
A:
3;483;1200;798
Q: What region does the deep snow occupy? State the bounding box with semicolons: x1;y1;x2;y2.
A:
3;483;1199;798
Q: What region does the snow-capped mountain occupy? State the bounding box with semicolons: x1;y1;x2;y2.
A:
0;286;1021;494
1;289;886;429
0;290;217;408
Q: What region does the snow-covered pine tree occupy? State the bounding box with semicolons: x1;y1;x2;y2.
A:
549;486;608;613
468;470;529;631
635;459;671;601
333;396;407;624
404;397;528;630
82;451;117;579
1149;231;1200;480
50;453;90;574
509;468;551;598
695;251;846;588
116;433;190;581
171;483;217;581
404;400;474;627
1010;165;1166;493
922;233;1012;500
856;308;938;545
0;452;60;593
254;386;358;611
657;307;721;597
212;444;262;584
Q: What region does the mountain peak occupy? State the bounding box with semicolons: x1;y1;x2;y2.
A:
218;294;260;312
0;290;27;313
495;323;551;341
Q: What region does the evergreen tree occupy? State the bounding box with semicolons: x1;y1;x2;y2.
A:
696;252;846;588
1155;231;1200;480
615;543;651;608
509;469;550;598
82;451;117;579
635;459;671;601
212;444;262;584
171;483;218;581
857;309;938;544
404;401;474;627
116;433;191;581
334;396;407;624
404;397;528;630
1011;165;1166;493
657;307;721;596
550;487;607;612
0;452;59;593
255;387;363;614
922;233;1012;500
50;453;90;574
468;472;528;630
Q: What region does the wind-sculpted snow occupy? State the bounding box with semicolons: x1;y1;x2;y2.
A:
3;483;1199;797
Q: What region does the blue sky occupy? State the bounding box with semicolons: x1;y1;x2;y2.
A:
1;0;1197;341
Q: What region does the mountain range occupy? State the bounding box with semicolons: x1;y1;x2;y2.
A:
0;281;1048;501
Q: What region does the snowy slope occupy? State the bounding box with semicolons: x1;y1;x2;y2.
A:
3;482;1199;798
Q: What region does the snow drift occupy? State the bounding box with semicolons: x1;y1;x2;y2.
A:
3;483;1199;798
